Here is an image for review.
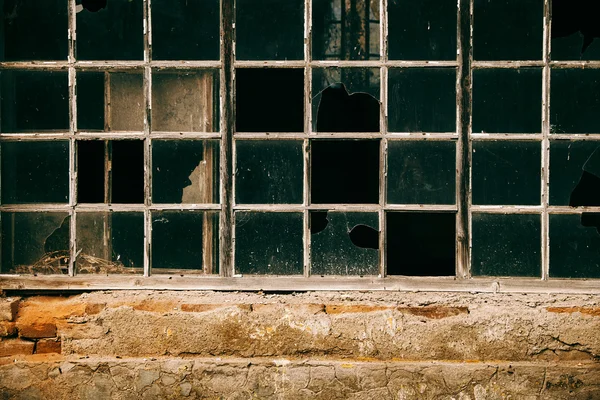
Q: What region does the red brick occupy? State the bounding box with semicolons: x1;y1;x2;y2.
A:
0;298;20;322
0;322;17;337
0;339;35;357
18;323;57;339
35;339;61;354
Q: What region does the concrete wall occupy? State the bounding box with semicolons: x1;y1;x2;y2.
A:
0;291;599;399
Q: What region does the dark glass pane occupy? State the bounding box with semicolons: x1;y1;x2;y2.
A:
473;0;543;61
472;141;541;205
386;212;455;276
549;141;600;206
387;141;456;204
550;214;600;278
472;69;542;133
0;71;68;133
311;212;379;276
76;212;143;274
1;141;69;204
1;212;70;274
388;0;457;61
235;212;303;275
311;140;380;204
388;68;456;133
76;0;143;60
152;211;219;273
236;140;303;204
77;140;106;203
551;69;600;134
312;68;380;133
111;141;145;204
152;0;220;60
152;140;220;204
551;1;600;61
2;0;68;61
236;69;304;132
312;0;380;60
152;70;219;132
77;72;105;131
236;0;303;60
472;213;540;277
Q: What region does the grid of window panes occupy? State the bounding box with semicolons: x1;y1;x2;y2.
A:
1;0;600;283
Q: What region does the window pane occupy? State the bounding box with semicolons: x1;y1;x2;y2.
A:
550;214;600;278
551;1;600;61
472;69;542;134
551;69;600;134
310;212;379;276
549;141;600;206
236;0;304;61
1;212;70;274
2;0;68;61
152;70;218;133
236;140;303;204
311;140;380;204
388;68;456;133
386;212;455;276
152;140;220;204
76;0;144;60
387;141;456;205
151;0;220;60
472;141;541;205
1;141;69;204
473;0;543;61
1;71;69;133
236;69;304;133
388;0;457;61
472;213;541;277
312;68;380;133
235;212;303;275
152;211;219;273
312;0;380;60
76;212;143;274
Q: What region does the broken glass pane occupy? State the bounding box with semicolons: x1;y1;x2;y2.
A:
387;141;456;204
2;0;68;61
151;0;220;60
550;214;600;278
152;211;219;273
312;0;380;60
1;212;70;274
77;71;144;132
388;68;455;133
551;0;600;61
310;212;378;276
0;71;69;133
76;212;143;274
472;141;541;205
236;68;304;132
235;212;303;275
76;0;143;60
473;0;543;61
236;140;303;204
312;68;380;132
386;212;455;276
388;0;457;61
549;141;600;206
152;140;220;204
152;70;219;133
311;139;380;204
236;0;304;60
472;69;542;134
1;141;69;204
472;213;540;277
551;69;600;134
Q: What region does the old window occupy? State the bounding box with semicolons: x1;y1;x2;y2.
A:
1;0;600;292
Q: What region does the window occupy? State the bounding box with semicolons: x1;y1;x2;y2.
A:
1;0;600;292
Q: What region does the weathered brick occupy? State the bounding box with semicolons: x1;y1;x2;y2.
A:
85;303;106;315
396;306;469;319
181;303;251;313
0;298;20;322
35;339;61;354
0;322;17;337
325;304;390;314
0;339;35;357
18;323;57;339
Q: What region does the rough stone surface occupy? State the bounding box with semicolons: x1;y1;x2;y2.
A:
0;297;20;322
